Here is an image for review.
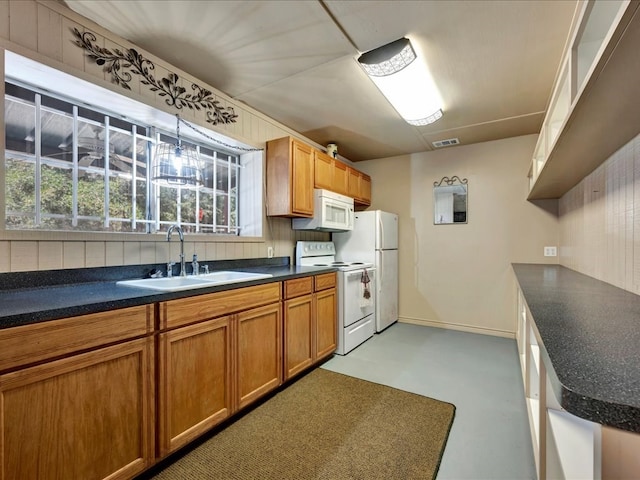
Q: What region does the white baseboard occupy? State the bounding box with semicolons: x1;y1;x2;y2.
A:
398;316;515;339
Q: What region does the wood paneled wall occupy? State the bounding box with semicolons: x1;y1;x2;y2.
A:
559;132;640;294
0;1;328;272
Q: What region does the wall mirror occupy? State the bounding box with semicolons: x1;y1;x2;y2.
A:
433;176;468;224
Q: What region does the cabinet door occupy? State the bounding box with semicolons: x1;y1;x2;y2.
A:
283;294;314;380
157;316;233;456
291;140;314;216
236;303;282;410
359;173;372;205
0;338;154;480
334;160;349;196
315;288;337;360
347;167;360;198
314;150;334;190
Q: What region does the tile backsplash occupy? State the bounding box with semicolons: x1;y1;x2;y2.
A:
0;217;328;272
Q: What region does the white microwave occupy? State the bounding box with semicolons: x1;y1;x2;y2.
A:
292;189;354;232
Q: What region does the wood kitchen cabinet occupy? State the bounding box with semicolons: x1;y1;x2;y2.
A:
157;282;282;455
314;150;349;196
236;302;282;409
314;272;338;360
267;135;372;209
0;305;155;480
266;136;314;217
283;273;337;381
157;316;233;456
348;167;371;207
283;276;314;380
314;150;334;191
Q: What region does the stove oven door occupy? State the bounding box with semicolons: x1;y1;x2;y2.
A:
342;268;376;327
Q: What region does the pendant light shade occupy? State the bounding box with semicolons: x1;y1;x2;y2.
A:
358;37;443;126
152;115;203;188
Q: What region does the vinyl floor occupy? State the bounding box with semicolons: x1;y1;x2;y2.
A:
321;322;537;479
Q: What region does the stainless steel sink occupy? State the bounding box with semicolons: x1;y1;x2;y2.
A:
117;271;273;292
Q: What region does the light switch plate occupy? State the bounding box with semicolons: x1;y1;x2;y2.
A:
544;246;557;257
267;246;274;258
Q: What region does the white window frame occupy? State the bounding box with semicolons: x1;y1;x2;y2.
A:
2;50;263;239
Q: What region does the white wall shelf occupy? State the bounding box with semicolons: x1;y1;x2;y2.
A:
546;409;601;480
528;0;640;200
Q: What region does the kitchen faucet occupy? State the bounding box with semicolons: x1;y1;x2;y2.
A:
167;224;186;277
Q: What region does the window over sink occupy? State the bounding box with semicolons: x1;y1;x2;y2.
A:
2;51;263;238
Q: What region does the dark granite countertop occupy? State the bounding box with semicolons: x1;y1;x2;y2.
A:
0;257;336;330
512;263;640;433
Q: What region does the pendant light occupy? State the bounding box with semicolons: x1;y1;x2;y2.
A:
152;114;203;188
358;37;443;126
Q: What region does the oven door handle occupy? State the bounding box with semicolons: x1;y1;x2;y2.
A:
346;270;373;279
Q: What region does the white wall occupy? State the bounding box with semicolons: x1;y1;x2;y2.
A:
357;135;559;337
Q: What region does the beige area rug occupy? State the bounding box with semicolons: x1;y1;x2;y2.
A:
148;368;456;480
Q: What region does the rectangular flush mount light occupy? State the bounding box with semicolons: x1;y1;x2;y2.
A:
358;37;443;126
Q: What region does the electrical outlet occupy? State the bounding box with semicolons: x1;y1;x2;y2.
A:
267;246;274;258
544;246;557;257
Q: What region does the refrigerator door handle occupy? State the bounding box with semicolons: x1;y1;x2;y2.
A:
378;217;384;250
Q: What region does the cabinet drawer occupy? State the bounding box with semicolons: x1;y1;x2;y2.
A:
0;304;154;373
160;282;281;329
314;272;337;291
284;277;313;299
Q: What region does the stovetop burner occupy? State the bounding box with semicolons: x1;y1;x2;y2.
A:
296;241;374;271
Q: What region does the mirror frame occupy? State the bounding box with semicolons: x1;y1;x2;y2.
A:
433;176;468;225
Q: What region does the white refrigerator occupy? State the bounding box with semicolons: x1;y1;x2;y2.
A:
333;210;398;332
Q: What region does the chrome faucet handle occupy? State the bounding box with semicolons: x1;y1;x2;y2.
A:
167;261;175;278
191;254;199;276
149;269;163;279
201;265;209;275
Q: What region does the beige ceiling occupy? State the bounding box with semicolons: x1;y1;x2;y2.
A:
62;0;578;162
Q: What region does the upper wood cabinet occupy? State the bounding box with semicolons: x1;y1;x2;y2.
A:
314;150;349;196
527;1;640;199
266;136;314;217
267;136;372;212
314;150;334;191
348;167;372;207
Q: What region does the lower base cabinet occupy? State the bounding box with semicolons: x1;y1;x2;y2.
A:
157;285;283;456
0;276;334;479
283;273;337;381
236;303;283;409
0;338;155;480
158;316;233;456
315;285;337;359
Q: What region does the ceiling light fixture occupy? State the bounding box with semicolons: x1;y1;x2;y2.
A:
152;114;203;189
357;37;443;126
